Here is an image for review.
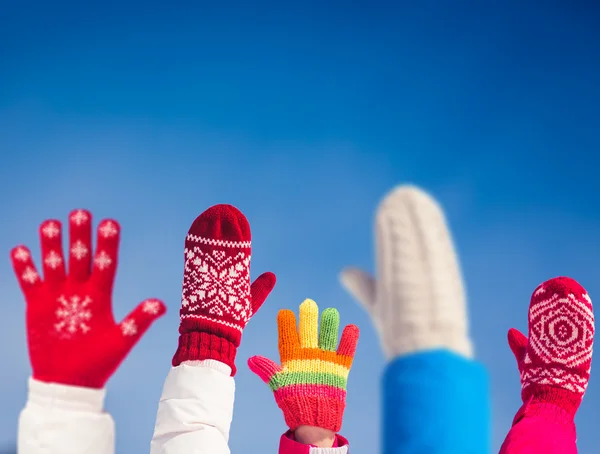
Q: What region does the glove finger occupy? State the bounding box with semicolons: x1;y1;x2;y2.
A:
319;308;340;351
250;271;276;315
10;245;42;295
337;324;360;359
39;220;66;283
247;355;282;384
339;267;376;311
278;309;300;362
299;299;319;348
90;219;121;291
68;209;93;282
507;328;528;363
114;298;166;358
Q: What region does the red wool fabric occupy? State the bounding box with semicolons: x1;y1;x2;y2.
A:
508;276;594;416
11;209;166;389
172;204;276;375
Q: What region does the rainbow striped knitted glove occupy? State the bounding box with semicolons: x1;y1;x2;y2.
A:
248;299;359;432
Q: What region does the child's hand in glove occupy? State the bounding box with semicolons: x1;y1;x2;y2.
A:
499;277;594;454
172;204;276;375
508;276;594;416
340;185;472;359
248;299;359;439
11;209;166;388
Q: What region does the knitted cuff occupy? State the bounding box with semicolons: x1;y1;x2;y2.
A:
522;385;581;417
276;394;346;433
172;332;238;376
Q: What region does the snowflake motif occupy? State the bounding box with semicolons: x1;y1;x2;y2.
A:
71;210;89;226
181;247;252;327
529;292;594;367
70;240;89;260
99;221;118;238
42;222;60;238
54;295;93;335
22;267;39;284
14;247;30;262
44;251;63;269
142;300;162;315
94;251;112;270
121;319;137;336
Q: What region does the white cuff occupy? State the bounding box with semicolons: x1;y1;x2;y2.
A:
310;447;348;453
153;361;235;448
182;359;232;375
27;377;106;413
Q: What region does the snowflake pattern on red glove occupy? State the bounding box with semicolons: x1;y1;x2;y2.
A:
181;236;252;330
523;279;594;393
11;209;166;388
508;276;594;415
172;204;276;375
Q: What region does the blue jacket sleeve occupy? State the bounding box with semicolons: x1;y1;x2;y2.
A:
382;349;491;454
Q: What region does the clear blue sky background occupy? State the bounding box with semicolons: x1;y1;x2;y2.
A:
1;1;599;452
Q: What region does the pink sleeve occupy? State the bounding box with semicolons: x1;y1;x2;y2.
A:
499;400;577;454
279;430;349;453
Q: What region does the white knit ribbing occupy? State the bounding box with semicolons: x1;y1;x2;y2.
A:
309;445;349;454
186;234;251;249
340;185;473;359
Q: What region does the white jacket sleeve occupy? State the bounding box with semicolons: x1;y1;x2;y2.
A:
150;360;234;454
18;377;115;454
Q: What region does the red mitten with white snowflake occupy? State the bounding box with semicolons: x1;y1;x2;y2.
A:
11;209;166;389
172;204;276;375
508;276;594;416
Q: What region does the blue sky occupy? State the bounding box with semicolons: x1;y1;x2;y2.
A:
1;1;600;452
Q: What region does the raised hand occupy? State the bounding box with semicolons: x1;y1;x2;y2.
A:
11;209;166;388
248;299;359;433
171;204;276;375
340;185;473;359
507;277;594;415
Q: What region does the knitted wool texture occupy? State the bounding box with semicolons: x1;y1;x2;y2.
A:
248;299;359;432
11;209;166;388
172;204;275;375
339;185;473;359
508;276;594;416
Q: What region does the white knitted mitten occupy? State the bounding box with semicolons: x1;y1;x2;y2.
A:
340;185;473;359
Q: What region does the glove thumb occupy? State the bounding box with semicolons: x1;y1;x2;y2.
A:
507;328;528;364
250;272;277;315
339;267;376;311
247;355;282;384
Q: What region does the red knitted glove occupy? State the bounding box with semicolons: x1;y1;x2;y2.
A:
172;204;276;375
508;276;594;416
10;209;166;389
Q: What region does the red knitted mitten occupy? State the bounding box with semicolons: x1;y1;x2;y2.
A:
508;276;594;416
11;209;166;389
172;204;276;375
